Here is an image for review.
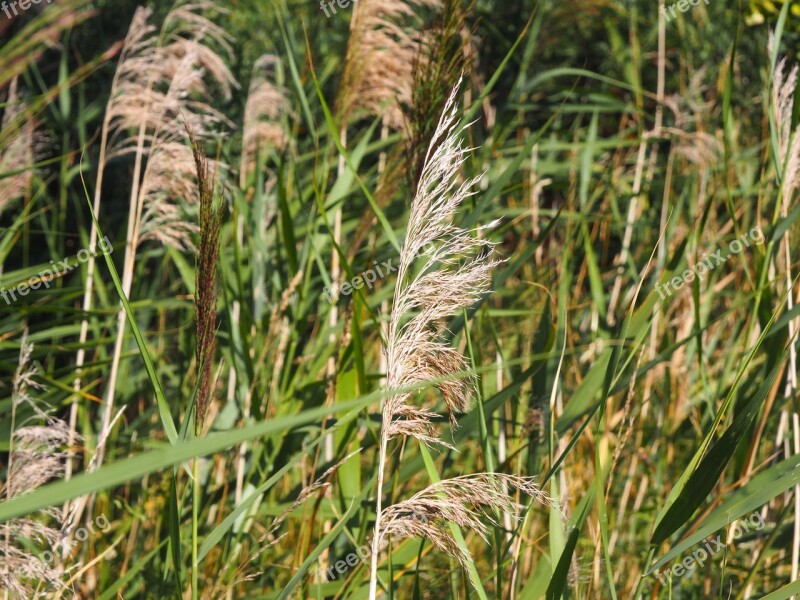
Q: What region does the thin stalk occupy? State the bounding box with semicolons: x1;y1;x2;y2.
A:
3;369;17;600
193;456;200;600
232;147;247;503
369;201;412;599
318;124;347;580
368;434;388;599
65;38;121;489
96;82;152;469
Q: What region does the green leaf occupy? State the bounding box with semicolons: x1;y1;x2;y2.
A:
650;344;789;545
78;162;179;445
546;489;594;600
0;397;371;523
650;453;800;573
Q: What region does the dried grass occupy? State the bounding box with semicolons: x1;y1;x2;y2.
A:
241;55;289;183
368;79;549;598
338;0;440;129
0;78;39;216
0;333;75;598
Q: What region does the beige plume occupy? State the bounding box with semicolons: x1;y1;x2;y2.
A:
368;79;549;598
771;33;800;208
377;474;551;584
241;55;289;184
383;79;500;448
1;333;76;598
0;79;38;216
338;0;441;129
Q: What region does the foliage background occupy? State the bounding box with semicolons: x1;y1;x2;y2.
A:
2;0;800;598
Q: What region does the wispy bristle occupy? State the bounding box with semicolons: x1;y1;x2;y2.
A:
253;450;360;558
1;333;73;597
338;0;441;129
377;474;553;585
384;78;500;447
241;55;289;182
771;32;800;209
0;79;38;216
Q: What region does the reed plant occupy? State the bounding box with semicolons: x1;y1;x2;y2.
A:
1;0;800;598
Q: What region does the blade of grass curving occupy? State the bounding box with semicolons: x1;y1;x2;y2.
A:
651;453;800;572
759;578;800;600
78;156;178;444
0;396;372;523
651;284;793;535
650;339;792;545
546;488;594;600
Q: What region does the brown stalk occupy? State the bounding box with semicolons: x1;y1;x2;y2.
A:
189;127;222;436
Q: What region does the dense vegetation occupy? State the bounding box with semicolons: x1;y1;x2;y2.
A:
2;0;800;598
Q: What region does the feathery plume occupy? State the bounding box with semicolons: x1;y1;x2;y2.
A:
377;474;551;582
0;79;38;216
328;0;440;425
1;333;75;598
383;78;500;447
368;79;549;598
137;139;202;251
337;0;441;130
105;4;235;253
163;0;235;65
189;127;222;436
241;55;289;184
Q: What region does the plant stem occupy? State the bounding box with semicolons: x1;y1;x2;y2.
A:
193;456;199;600
368;432;387;600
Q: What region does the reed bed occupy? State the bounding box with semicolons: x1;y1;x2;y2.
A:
1;0;800;598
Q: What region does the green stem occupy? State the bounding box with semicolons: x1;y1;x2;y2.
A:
192;457;199;600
